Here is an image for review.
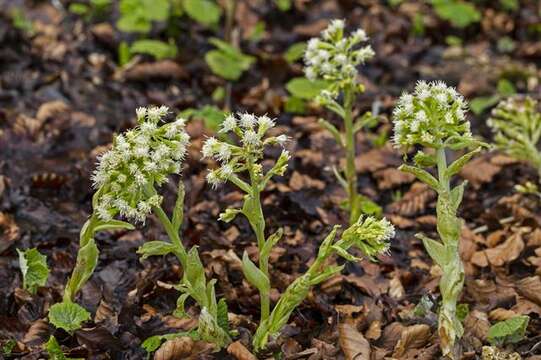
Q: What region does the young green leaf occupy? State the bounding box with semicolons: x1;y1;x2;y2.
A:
137;241;177;260
17;248;49;294
487;316;529;346
431;0;481;28
130;39;178;60
285;77;330;100
205;39;255;81
172;181;185;232
217;298;229;333
241;252;270;295
117;0;170;33
92;219;135;233
284;42;306;64
398;165;440;191
48;302;91;333
183;0;221;26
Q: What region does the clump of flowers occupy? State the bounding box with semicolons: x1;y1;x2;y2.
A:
392;81;486;359
487;96;541;177
304;19;374;88
49;106;231;349
203;113;394;351
393;80;472;148
92;106;189;223
304;19;377;224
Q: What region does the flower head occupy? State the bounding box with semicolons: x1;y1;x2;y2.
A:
304;20;374;88
92;106;189;223
392;81;471;148
339;216;394;260
201;112;288;189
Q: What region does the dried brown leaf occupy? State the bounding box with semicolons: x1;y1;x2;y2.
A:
387;182;436;216
392;324;431;358
0;212;20;253
374;168;415;190
464;310;490;341
516;276;541;306
338;322;370;360
154;337;194;360
122;60;188;81
460;156;501;189
289;171;325;191
227;341;257;360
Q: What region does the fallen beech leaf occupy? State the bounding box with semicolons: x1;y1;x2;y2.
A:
0;212;20;253
489;308;518;321
227;341;257;360
374;167;415;190
338;322;370;360
365;320;382;341
464;310;490;341
472;232;524;267
36;100;69;122
122;60;188;81
516;276;541;306
154;336;194;360
293;19;329;36
387;182;436;216
289;171;325;191
380;322;405;350
460;156;501;189
392;324;431;358
22;319;50;346
388;274;405;299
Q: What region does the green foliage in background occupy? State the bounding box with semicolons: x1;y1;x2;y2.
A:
17;248;49;294
205;38;256;81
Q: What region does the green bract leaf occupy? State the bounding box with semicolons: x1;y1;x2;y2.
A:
137;241;177;260
417;234;447;267
130;39;178;60
93;219;135;233
64;239;99;301
487;315;529;346
218;208;241;223
399;164;440;191
205;39;255;81
445;148;481;178
260;229;283;263
413;151;437;167
318;118;343;146
285;77;330;100
241;251;270;295
183;0;221;26
284;42;306;64
48;302;91;333
17;248;49;294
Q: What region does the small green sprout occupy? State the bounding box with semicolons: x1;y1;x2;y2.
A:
487;315;529;346
392;80;485;359
488;96;541;177
303;20;377;224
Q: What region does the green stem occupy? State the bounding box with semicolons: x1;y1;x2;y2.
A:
152;205;187;267
343;85;357;225
435;146;464;359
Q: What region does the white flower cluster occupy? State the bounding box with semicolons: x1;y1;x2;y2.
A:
92;106;190;222
303;19;374;84
392;81;472;148
202;113;289;188
339;216;394;260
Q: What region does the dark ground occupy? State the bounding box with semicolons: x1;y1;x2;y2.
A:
1;0;541;359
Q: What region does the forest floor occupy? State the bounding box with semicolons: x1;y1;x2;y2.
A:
1;0;541;359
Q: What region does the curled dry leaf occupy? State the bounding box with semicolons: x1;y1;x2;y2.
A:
36;100;70;123
392;324;431;358
489;308;517;321
516;276;541;306
154;336;194;360
471;231;525;267
356;146;401;173
464;310;490;341
227;341;257;360
365;320;382;341
0;212;20;253
121;60;188;81
289;171;326;191
338;323;371;360
22;319;50;347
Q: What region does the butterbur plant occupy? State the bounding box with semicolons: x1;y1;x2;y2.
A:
48;106;230;348
487;96;541;177
393;81;485;359
203;113;394;351
202;112;289;324
304;19;376;224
